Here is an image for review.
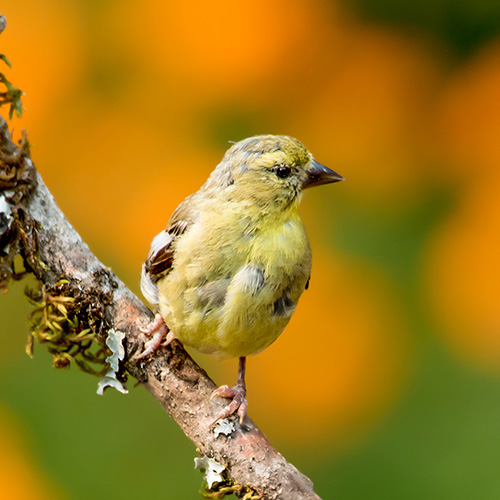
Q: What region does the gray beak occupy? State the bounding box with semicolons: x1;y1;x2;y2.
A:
303;159;344;189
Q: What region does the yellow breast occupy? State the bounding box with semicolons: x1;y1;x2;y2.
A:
157;201;311;359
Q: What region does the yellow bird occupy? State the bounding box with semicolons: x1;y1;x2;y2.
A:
135;135;343;423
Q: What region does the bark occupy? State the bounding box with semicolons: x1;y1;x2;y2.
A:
0;114;321;500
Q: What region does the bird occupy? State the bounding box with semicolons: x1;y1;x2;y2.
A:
134;134;343;424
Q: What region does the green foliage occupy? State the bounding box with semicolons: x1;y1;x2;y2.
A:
346;0;500;56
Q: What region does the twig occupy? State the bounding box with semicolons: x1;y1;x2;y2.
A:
0;114;321;500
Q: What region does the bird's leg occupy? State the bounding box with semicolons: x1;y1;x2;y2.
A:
132;313;174;360
211;357;248;425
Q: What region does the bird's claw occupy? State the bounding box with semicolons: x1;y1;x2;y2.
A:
132;314;173;361
211;383;248;425
139;313;165;335
132;329;166;360
209;384;233;400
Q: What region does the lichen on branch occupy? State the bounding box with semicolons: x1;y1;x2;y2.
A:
25;280;111;373
0;20;24;121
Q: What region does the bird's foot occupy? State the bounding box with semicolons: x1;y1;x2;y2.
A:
210;382;248;425
132;313;173;360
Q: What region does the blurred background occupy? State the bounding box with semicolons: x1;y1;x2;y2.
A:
1;0;500;498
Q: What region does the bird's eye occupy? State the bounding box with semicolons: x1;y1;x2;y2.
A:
275;165;292;179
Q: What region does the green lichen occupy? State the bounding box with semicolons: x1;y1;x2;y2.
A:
200;482;262;500
0;53;24;120
196;454;262;499
198;472;262;499
26;280;110;375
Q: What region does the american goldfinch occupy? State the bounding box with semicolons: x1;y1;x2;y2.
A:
135;135;343;424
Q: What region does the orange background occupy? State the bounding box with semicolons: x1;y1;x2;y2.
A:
2;1;500;499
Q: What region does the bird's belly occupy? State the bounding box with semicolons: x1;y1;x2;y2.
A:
157;217;311;359
158;271;297;359
175;300;290;359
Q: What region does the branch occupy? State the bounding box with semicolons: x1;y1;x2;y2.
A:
0;115;321;500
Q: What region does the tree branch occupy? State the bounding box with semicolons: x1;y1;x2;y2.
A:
0;115;321;500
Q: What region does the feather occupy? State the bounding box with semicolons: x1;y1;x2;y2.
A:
141;216;192;305
140;264;160;306
273;290;296;317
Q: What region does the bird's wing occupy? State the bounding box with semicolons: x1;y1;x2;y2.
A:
140;199;196;306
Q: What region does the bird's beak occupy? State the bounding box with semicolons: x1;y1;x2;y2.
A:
302;159;345;189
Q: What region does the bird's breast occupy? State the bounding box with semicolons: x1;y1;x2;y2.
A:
157;209;312;359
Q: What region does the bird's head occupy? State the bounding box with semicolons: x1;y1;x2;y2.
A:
204;135;344;208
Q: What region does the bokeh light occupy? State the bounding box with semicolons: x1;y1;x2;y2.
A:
2;0;500;499
424;175;500;372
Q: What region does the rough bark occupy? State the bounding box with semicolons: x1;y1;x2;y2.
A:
0;115;321;500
